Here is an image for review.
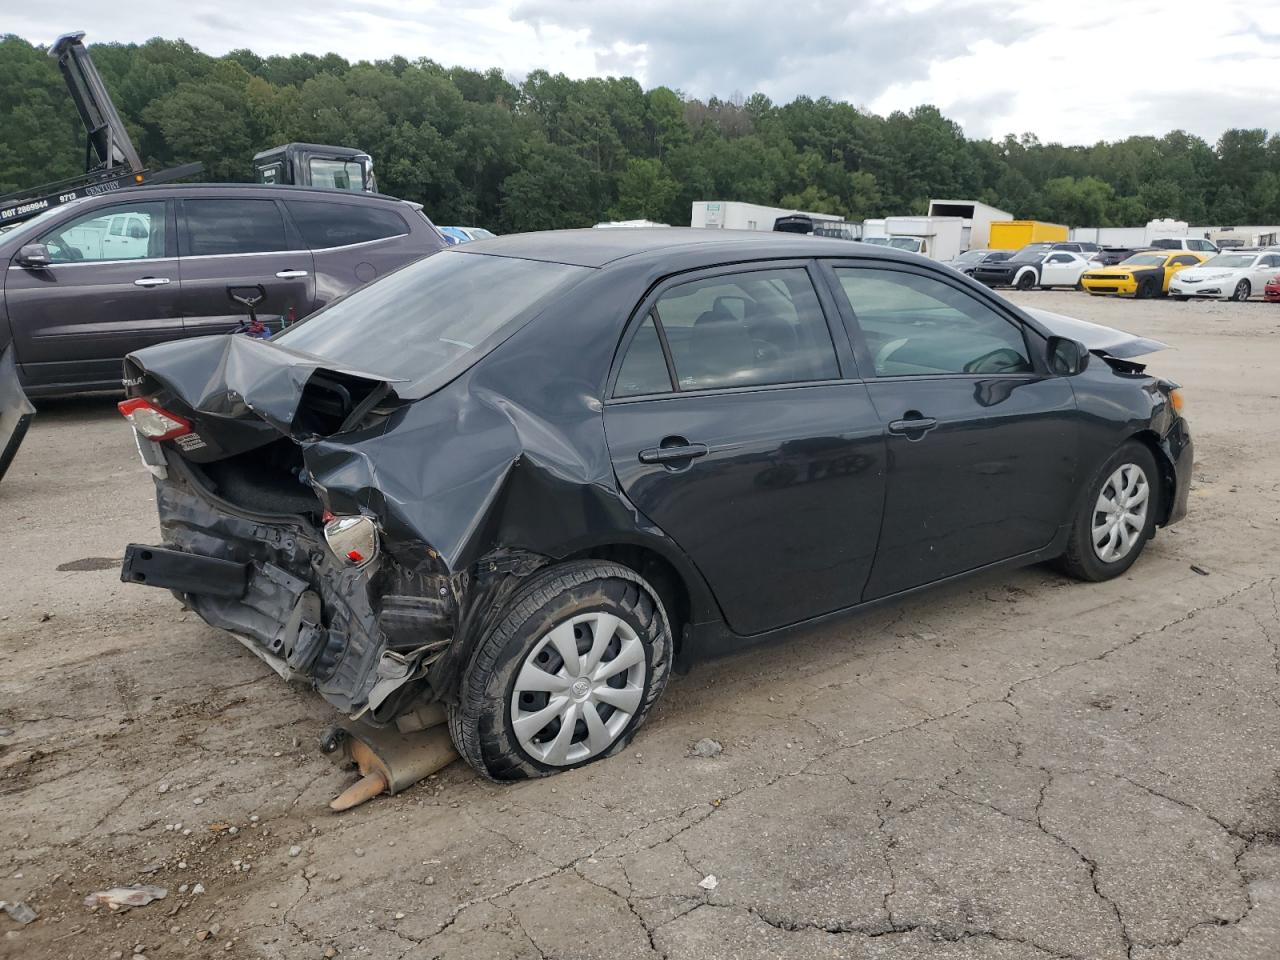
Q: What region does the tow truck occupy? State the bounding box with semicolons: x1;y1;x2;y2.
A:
0;32;204;230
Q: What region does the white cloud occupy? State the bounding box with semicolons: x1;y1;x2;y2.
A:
8;0;1279;144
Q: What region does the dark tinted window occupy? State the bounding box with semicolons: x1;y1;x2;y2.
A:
835;267;1032;377
182;199;292;256
286;200;408;248
653;268;839;391
614;314;672;397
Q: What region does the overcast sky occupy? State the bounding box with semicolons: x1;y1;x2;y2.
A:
10;0;1280;145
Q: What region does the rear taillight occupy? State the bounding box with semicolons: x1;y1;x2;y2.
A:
323;515;379;569
118;398;192;442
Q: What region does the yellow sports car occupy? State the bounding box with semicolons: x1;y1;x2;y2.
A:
1080;251;1207;298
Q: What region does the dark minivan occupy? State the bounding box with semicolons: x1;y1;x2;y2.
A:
0;184;445;397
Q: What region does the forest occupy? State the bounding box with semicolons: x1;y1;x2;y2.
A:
3;34;1280;232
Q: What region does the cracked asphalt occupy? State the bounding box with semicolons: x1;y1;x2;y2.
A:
2;291;1279;960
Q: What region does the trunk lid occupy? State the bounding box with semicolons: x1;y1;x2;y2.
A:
124;334;406;463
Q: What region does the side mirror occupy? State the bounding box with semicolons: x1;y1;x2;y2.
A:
1047;336;1090;376
16;243;52;269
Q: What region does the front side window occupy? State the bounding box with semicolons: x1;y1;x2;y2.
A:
309;158;365;191
39;201;166;263
835;267;1033;377
650;268;840;392
182;199;292;256
284;200;408;248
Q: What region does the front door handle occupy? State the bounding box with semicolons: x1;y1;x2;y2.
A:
275;269;309;279
638;440;709;464
133;277;171;287
888;414;938;438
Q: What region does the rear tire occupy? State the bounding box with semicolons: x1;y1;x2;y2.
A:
1232;280;1251;301
448;561;672;781
1055;441;1159;582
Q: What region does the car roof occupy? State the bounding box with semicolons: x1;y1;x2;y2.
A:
450;227;926;269
78;182;410;205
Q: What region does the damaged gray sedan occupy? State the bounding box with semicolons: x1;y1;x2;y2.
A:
120;230;1191;779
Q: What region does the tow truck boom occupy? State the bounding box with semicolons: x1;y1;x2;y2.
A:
0;31;202;228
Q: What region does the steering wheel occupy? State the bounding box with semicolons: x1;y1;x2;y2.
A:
964;348;1027;374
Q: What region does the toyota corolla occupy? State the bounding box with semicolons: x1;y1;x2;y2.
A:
118;231;1191;780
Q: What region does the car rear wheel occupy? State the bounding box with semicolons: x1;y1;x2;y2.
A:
1055;441;1159;582
448;560;671;780
1015;271;1036;290
1232;280;1251;301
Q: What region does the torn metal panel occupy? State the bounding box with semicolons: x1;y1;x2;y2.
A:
1021;307;1168;358
0;345;35;483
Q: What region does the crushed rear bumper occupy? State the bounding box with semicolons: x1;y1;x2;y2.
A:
122;456;453;721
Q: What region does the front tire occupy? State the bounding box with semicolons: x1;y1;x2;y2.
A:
1056;442;1159;582
1137;277;1157;299
1232;280;1251;301
449;561;672;780
1015;270;1036;290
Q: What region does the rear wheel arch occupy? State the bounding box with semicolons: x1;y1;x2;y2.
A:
565;542;704;659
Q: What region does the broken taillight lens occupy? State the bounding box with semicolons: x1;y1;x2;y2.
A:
118;398;192;442
323;515;379;569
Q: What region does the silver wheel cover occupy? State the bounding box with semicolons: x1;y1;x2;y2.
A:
1092;463;1150;563
509;612;647;766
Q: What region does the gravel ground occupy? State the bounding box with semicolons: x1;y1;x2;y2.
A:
1;290;1279;960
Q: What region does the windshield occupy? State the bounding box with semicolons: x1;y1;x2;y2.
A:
1009;251;1046;264
1201;254;1255;269
955;250;986;263
1120;254;1167;267
887;237;921;251
861;237;891;246
275;251;591;393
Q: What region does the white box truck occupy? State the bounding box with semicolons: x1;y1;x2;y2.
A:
883;216;965;261
926;200;1012;251
691;201;840;232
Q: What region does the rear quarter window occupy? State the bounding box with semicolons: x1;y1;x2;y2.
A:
285;200;409;248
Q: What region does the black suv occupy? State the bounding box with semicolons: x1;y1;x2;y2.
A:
0;184;445;396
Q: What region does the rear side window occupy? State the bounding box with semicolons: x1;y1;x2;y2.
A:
835;267;1032;377
614;314;672;397
182;199;293;256
646;268;839;392
285;200;408;249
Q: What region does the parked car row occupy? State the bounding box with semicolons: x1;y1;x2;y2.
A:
949;239;1280;303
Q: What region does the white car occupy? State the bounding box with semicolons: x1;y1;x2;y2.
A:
1168;250;1280;301
972;249;1099;289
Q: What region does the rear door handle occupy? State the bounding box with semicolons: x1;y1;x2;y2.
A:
275;269;309;279
638;441;709;464
133;277;170;287
888;415;938;437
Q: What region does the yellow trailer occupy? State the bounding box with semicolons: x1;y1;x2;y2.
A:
988;220;1069;250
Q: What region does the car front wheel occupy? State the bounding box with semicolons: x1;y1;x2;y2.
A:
1015;271;1036;290
449;560;672;780
1055;442;1159;582
1232;280;1251;301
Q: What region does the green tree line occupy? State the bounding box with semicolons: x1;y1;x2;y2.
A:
4;34;1280;231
